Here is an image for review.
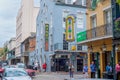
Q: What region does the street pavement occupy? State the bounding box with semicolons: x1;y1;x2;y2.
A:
33;72;113;80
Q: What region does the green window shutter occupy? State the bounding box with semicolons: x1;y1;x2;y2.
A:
91;0;97;10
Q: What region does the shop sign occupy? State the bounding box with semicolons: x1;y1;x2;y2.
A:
65;16;75;42
45;24;49;51
77;31;87;42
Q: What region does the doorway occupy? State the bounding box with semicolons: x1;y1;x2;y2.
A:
77;59;83;71
91;52;100;78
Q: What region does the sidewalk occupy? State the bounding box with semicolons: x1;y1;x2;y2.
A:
34;72;113;80
37;71;83;75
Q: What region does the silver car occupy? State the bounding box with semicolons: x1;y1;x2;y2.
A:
2;68;32;80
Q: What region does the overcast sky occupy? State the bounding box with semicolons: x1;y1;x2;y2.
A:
0;0;21;47
0;0;40;47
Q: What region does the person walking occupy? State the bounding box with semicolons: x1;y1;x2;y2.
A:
83;64;88;78
34;62;38;71
69;63;74;78
106;63;112;73
90;61;96;78
116;60;120;80
42;63;47;72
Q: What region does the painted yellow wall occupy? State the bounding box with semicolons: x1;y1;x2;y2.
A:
85;0;120;78
86;0;111;30
87;38;112;77
86;0;112;78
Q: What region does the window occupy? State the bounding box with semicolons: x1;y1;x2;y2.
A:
51;45;53;51
82;0;86;6
91;15;97;28
77;45;82;50
62;9;69;28
63;34;68;50
34;0;40;7
65;0;72;4
104;9;112;24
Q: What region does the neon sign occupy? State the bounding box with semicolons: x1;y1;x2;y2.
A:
65;16;75;42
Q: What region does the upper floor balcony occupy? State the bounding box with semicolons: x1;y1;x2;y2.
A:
77;23;113;44
54;43;87;52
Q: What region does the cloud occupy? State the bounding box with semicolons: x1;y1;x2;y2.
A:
0;0;21;47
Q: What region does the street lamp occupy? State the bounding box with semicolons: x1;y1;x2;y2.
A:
102;44;107;52
88;45;93;53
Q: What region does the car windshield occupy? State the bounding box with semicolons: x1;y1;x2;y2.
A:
17;63;25;68
5;69;28;77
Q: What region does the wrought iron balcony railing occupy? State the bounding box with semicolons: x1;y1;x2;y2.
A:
87;23;112;40
54;43;86;51
54;43;69;51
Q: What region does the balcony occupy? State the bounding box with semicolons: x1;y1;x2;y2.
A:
78;23;113;44
54;43;87;53
54;43;69;51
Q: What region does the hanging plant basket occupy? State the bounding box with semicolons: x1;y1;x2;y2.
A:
115;17;120;31
114;17;120;39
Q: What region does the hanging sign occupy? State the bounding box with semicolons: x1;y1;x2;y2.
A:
45;24;49;51
65;16;75;42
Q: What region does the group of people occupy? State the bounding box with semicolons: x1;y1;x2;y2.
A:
33;62;47;72
32;60;120;79
82;60;120;79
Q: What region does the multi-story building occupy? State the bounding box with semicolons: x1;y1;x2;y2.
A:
21;33;36;65
6;38;16;64
16;0;39;63
77;0;120;78
36;0;87;72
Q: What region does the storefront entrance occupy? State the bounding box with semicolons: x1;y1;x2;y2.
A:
91;52;101;78
117;52;120;62
51;58;69;72
77;59;83;71
104;51;112;67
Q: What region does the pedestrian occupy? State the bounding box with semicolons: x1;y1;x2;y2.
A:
90;61;96;78
34;62;38;71
116;60;120;80
106;63;112;73
69;63;74;78
83;64;88;78
42;63;47;72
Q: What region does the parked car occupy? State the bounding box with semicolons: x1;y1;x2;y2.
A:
16;63;26;68
0;67;4;79
2;68;32;80
16;63;36;77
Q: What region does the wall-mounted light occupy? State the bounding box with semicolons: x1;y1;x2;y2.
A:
102;44;106;51
88;45;93;53
116;44;119;51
